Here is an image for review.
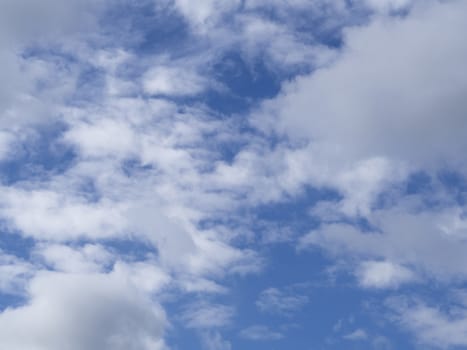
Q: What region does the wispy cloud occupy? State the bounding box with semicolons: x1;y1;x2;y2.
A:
256;285;309;316
239;325;283;341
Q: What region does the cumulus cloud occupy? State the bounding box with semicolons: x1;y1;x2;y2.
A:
1;0;466;348
0;0;103;158
356;260;415;289
283;1;467;293
36;244;114;273
301;202;467;282
143;65;208;97
252;0;467;214
0;187;127;240
387;295;467;348
0;270;168;350
0;252;34;295
64;118;138;159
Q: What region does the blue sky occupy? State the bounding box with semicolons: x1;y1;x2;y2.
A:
1;0;467;349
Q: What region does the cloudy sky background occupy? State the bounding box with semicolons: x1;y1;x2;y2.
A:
1;0;467;349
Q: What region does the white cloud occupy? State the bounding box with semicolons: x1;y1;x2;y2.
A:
172;0;240;30
143;65;207;97
356;260;415;289
168;0;340;73
334;157;407;216
1;0;466;348
64;119;138;159
0;187;127;240
0;270;168;350
343;328;368;341
36;244;114;273
235;14;335;69
256;286;309;315
128;202;262;278
387;296;467;348
182;302;235;329
301;202;467;282
0;0;103;143
113;261;171;295
0;252;34;295
0;91;263;294
200;331;232;350
252;0;467;214
177;278;227;294
239;325;283;341
0;53;76;158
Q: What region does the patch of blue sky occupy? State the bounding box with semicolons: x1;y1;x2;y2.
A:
0;228;35;260
373;170;467;212
0;293;26;313
209;51;282;101
166;242;417;350
437;170;467;206
100;0;191;55
405;171;433;195
251;187;340;238
72;65;108;104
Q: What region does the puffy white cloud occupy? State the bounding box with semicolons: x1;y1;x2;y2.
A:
252;0;467;211
0;270;168;350
238;0;467;295
387;295;467;348
143;65;208;97
301;202;467;282
128;202;262;278
0;252;34;295
356;260;415;289
0;187;127;240
36;244;114;273
0;53;75;158
1;0;466;348
64;119;138;159
0;0;105;158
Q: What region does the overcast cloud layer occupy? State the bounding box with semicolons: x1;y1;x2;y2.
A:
0;0;466;349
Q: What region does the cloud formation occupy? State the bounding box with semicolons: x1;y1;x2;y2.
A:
0;0;466;349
